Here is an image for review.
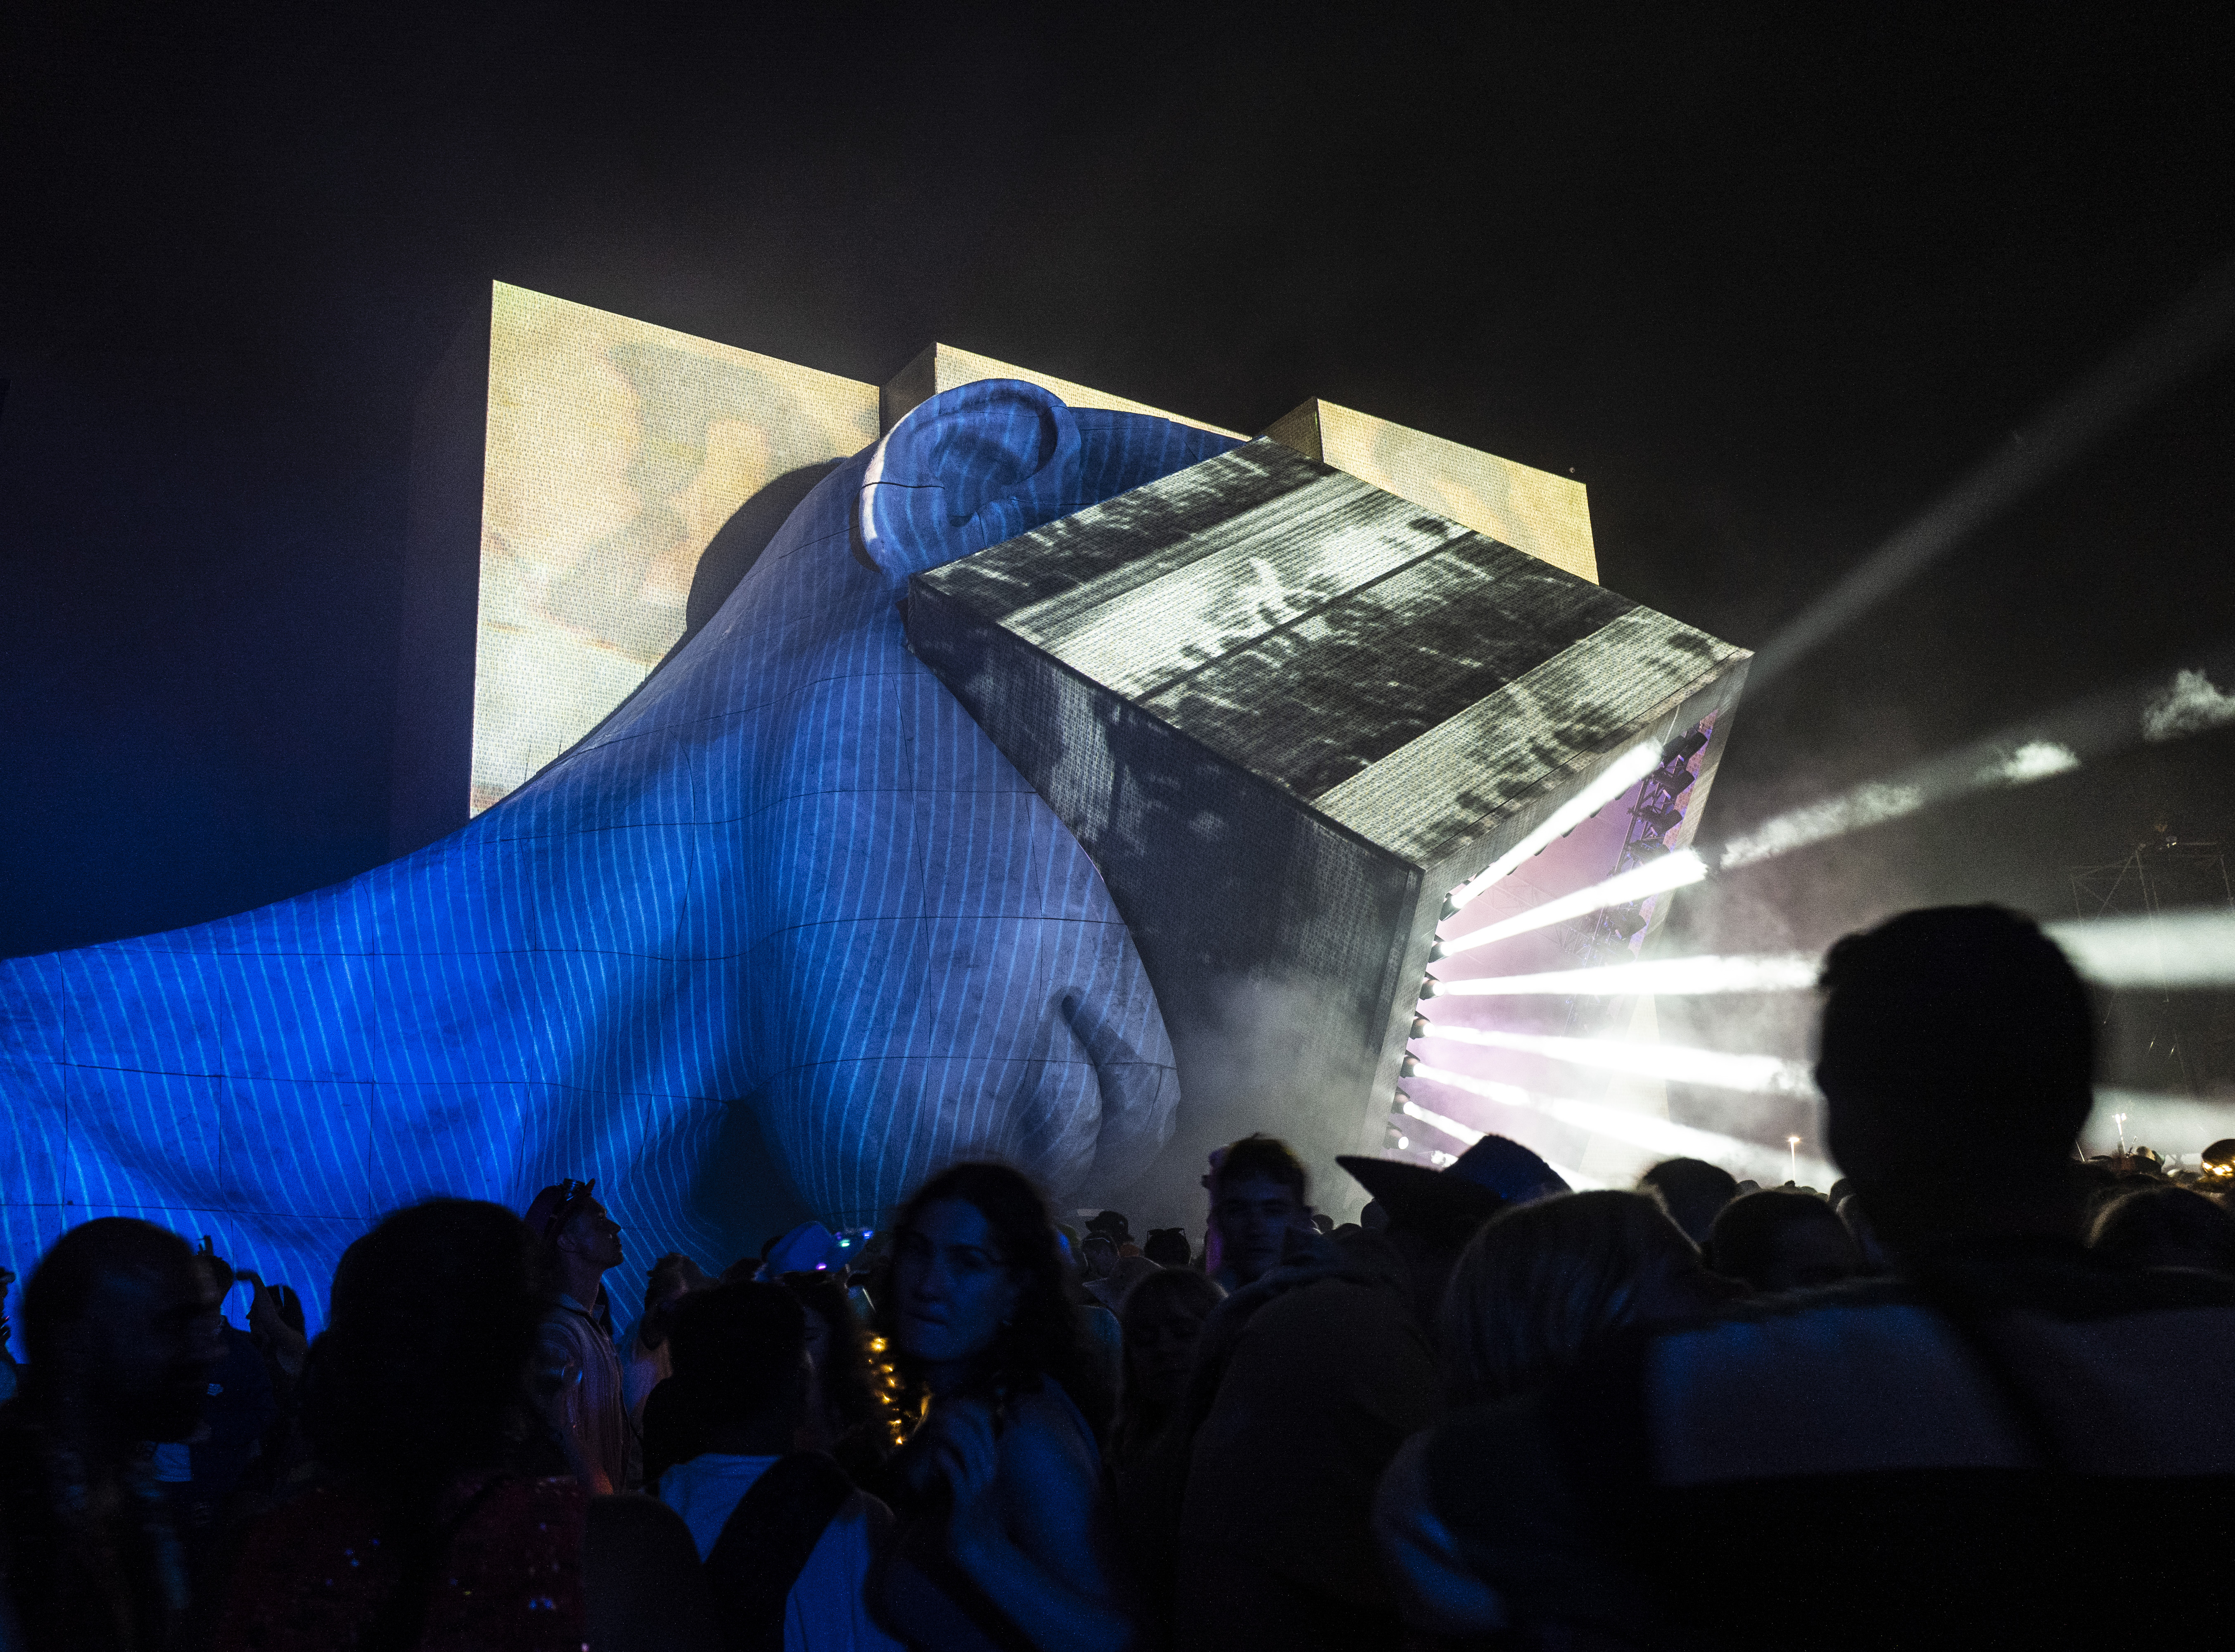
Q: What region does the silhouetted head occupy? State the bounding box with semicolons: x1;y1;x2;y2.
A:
23;1218;221;1444
1141;1227;1192;1269
777;1269;878;1434
2089;1183;2235;1274
1708;1189;1863;1292
525;1179;624;1289
884;1161;1080;1399
195;1245;238;1315
1080;1234;1118;1280
669;1281;811;1437
1443;1191;1708;1404
2200;1138;2235;1186
1817;906;2093;1238
306;1199;541;1498
1639;1158;1740;1246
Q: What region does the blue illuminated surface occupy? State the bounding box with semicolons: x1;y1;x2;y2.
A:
0;380;1236;1329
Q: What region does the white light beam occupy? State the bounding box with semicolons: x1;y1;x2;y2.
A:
1434;852;1709;961
1394;1098;1615;1190
1716;654;2235;872
2047;910;2235;988
1407;1061;1839;1186
1412;1023;1820;1098
1743;249;2235;696
1425;952;1819;999
1445;742;1663;915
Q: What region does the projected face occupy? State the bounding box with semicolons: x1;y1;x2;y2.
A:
892;1199;1022;1374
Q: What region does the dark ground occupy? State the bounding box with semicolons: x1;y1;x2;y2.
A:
5;6;2233;1093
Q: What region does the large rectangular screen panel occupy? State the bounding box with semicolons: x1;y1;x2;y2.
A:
1264;398;1599;584
471;283;880;813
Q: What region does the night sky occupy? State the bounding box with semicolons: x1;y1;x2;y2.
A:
6;8;2233;1097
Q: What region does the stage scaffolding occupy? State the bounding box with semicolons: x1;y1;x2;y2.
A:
2069;833;2235;1098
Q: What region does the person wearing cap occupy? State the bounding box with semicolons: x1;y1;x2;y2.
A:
526;1178;633;1495
1373;906;2235;1647
1169;1134;1567;1652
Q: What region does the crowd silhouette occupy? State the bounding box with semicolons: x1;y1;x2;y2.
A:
2;904;2232;1649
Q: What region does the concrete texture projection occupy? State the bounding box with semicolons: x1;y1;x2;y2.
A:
0;380;1233;1327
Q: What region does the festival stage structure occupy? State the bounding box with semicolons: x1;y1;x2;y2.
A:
907;438;1747;1202
0;284;1747;1326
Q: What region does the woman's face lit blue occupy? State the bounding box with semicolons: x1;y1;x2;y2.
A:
893;1198;1023;1371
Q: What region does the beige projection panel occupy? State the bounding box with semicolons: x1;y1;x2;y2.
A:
471;284;880;813
880;342;1243;439
1265;399;1598;584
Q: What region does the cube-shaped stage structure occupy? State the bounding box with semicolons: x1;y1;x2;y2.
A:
906;436;1750;1217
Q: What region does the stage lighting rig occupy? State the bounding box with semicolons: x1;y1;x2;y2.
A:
1604;904;1649;939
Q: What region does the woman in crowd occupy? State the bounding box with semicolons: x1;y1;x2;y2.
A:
779;1267;895;1480
1372;1189;1729;1643
1706;1187;1865;1294
1440;1189;1730;1405
876;1161;1136;1652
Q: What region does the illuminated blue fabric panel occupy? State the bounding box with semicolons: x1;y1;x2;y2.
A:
0;380;1238;1328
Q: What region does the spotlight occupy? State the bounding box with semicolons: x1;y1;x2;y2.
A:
1663;728;1710;764
1400;1055;1420;1078
1635;804;1684;835
1604;904;1647;939
1400;1095;1485;1148
1653;758;1695;793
